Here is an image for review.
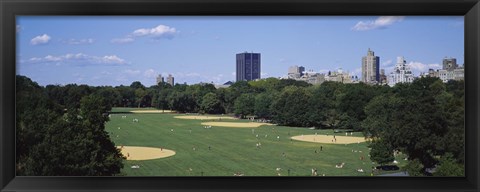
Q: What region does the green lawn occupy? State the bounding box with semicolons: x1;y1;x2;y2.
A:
105;107;407;176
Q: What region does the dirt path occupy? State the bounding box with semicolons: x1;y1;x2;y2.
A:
174;115;236;120
117;146;175;160
201;121;273;128
291;135;366;144
131;110;174;113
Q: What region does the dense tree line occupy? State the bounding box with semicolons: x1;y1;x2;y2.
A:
17;76;124;176
17;75;464;176
362;78;464;176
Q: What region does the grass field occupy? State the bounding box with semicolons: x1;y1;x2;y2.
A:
105;107;407;176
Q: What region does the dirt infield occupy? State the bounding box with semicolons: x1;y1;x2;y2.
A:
201;121;273;128
117;146;175;160
174;115;236;120
131;110;174;113
291;135;366;144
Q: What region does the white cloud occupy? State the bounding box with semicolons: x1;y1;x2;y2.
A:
132;25;177;38
112;24;178;44
352;16;405;31
64;38;94;45
16;25;21;33
27;53;127;65
44;55;62;62
100;55;126;64
428;63;442;68
143;69;157;78
64;53;89;60
389;61;442;76
231;72;236;76
30;34;51;45
408;61;441;72
111;37;135;44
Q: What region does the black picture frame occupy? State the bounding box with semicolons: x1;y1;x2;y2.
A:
1;0;479;192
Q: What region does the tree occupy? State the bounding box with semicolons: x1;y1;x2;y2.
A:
276;79;311;90
184;83;217;112
438;81;465;163
171;91;197;113
248;77;280;92
16;76;62;175
156;88;172;111
45;84;67;106
94;86;120;109
23;95;124;176
361;94;397;139
337;83;376;131
322;109;341;130
271;86;312;127
337;113;361;131
200;92;224;114
254;92;275;119
402;159;424;176
230;81;255;95
134;88;147;108
307;81;343;129
221;88;237;114
369;139;394;165
16;75;124;176
64;84;92;109
78;94;124;175
433;153;464;176
363;77;462;175
130;81;145;90
234;93;255;119
389;77;450;169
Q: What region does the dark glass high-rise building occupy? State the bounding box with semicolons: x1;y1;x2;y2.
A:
236;52;261;82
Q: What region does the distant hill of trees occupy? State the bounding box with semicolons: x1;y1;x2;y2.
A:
16;75;464;176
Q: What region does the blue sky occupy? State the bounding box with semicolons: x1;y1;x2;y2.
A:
16;16;464;87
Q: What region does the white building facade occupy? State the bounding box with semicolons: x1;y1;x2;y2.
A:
388;56;414;86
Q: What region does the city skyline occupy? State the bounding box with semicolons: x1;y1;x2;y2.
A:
16;16;464;86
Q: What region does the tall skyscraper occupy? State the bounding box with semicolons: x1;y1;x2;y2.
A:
156;74;164;85
236;52;261;82
167;74;174;86
361;48;380;84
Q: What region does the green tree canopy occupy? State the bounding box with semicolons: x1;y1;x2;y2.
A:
200;92;224;114
433;153;464;176
369;139;394;165
234;93;255;119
